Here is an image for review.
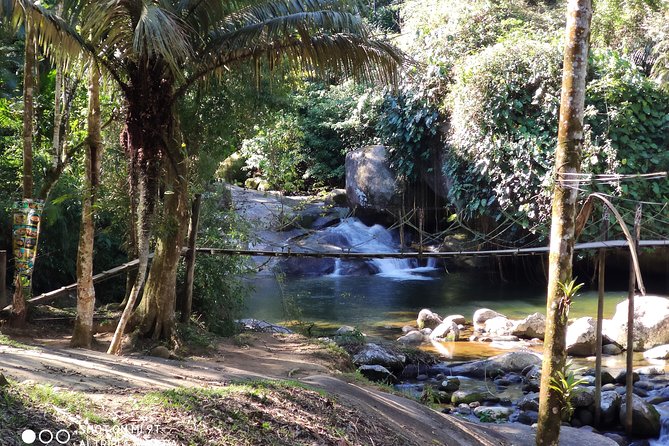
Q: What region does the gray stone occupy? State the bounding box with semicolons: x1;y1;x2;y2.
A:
451;390;486;405
618;394;661;438
0;373;8;387
635;366;665;376
420;328;432;336
517;392;540;412
567;317;597;356
473;308;505;328
397;330;424;344
571;387;595;408
604;295;669;351
491;335;520;342
352;343;405;371
430;321;459;341
447;351;542;379
512;312;546;340
358;365;397;384
345;145;401;212
456;403;471;415
602;344;623;356
237;319;294;334
484;316;515;337
599;391;622;427
444;314;466;325
602;433;626;446
439;377;461;392
576;407;594;426
416;308;443;330
518;410;539;425
336;325;356;335
401;325;416;334
615;370;640;385
643;343;669;360
473;406;513;422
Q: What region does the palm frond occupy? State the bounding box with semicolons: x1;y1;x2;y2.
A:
132;1;191;77
177;30;403;99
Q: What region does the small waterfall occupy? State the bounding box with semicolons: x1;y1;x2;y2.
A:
650;402;669;446
331;259;342;276
320;218;435;280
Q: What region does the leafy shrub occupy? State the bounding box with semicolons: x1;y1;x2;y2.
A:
293;81;383;187
240;112;305;193
445;38;669;238
181;186;254;336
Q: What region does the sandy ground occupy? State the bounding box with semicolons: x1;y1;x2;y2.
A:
0;332;616;446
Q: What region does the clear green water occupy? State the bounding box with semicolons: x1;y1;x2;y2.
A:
244;270;628;337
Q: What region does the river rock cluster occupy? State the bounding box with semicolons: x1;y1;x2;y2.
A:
357;298;669;443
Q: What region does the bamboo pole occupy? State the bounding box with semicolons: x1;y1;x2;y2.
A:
625;204;642;434
594;210;609;427
180;193;202;323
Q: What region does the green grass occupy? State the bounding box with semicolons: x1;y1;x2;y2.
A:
0;333;36;350
23;384;111;424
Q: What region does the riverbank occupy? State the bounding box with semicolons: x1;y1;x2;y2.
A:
0;327;621;446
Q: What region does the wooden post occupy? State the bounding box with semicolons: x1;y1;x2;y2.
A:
594;210;609;427
625;204;642;434
180;193;202;323
0;250;6;306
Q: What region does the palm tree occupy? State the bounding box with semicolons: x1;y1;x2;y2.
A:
3;0;402;353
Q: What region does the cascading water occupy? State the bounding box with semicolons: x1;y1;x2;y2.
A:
317;218;437;280
651;402;669;446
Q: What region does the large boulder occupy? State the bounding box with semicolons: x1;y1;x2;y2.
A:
484;316;515;337
512;312;546;340
358;365;398;384
397;330;424;345
417;309;443;330
599;391;621;427
473;406;514;422
643;343;669;360
618;394;661;438
604;295;669;351
430;321;460;341
345;145;400;212
473;308;506;329
447;351;542;379
352;343;405;372
566;317;597;356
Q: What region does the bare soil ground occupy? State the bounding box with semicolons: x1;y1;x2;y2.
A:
0;328;615;446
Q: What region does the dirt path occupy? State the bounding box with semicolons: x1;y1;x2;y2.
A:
0;333;615;446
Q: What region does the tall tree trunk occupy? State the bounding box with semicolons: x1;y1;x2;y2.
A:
536;1;592;445
107;174;152;355
71;65;102;348
10;19;37;328
107;75;170;354
134;119;188;341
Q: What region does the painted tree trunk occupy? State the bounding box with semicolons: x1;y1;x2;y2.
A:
10;20;36;328
536;1;592;445
134;124;189;341
71;65;102;348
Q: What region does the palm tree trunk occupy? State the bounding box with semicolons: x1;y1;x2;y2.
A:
134;121;189;341
107;173;152;354
71;64;102;348
536;1;592;445
10;19;37;328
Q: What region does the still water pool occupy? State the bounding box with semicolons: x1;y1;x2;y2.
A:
244;270;627;338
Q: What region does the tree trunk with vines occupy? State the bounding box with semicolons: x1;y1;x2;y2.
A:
536;1;592;445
